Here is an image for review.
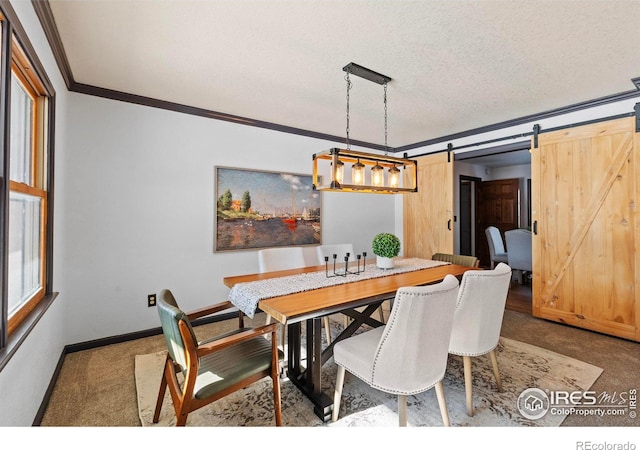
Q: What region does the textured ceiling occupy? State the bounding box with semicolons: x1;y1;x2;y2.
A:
46;0;640;151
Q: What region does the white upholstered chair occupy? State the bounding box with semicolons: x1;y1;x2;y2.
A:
315;243;356;264
505;229;532;283
485;226;508;269
258;247;307;273
448;262;512;416
332;275;460;426
316;243;385;325
258;247;332;345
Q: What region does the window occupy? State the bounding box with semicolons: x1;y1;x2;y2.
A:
0;7;55;354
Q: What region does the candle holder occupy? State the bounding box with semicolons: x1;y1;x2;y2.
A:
325;252;367;278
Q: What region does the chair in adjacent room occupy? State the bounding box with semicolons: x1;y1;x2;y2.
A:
317;243;386;326
331;275;460;426
431;252;480;268
448;262;512;416
258;246;333;345
485;226;509;269
505;228;532;284
153;289;283;426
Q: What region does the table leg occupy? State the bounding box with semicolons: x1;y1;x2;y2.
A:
286;301;386;423
286;318;333;422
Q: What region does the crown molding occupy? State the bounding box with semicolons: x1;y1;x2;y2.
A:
31;0;640;154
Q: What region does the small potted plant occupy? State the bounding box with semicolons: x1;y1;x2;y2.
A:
372;232;401;269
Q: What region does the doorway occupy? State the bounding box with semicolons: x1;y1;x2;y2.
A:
459;175;480;256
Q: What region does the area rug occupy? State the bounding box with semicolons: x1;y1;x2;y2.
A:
135;323;603;427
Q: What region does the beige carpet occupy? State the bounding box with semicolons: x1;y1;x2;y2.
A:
135;336;602;427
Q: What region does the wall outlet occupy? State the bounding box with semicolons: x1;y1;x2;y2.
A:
148;294;156;307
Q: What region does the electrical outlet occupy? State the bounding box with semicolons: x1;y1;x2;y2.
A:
148;294;156;307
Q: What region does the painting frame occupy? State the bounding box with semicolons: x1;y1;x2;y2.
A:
214;166;322;252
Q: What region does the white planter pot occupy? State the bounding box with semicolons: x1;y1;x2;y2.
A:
376;256;395;269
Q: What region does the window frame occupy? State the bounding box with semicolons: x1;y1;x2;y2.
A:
0;2;56;369
6;41;48;335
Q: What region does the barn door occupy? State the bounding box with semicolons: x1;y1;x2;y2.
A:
532;117;640;341
403;152;454;258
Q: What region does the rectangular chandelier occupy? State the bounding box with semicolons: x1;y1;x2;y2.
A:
312;148;418;194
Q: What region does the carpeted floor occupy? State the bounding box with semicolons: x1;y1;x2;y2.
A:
39;288;640;428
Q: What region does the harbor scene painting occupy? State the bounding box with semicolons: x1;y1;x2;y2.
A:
215;167;321;252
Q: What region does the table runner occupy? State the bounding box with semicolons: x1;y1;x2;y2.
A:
229;258;449;318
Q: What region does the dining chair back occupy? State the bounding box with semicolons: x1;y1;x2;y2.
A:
448;262;512;416
332;274;460;426
316;243;356;265
153;289;283;426
258;247;306;273
485;226;508;268
431;252;479;268
505;229;532;283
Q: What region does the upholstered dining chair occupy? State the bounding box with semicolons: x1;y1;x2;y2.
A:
153;289;283;426
258;247;332;345
431;252;480;268
485;226;508;269
317;243;386;326
505;228;532;284
332;275;460;426
448;262;512;416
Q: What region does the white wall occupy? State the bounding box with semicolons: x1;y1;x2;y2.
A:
0;0;70;426
60;92;395;343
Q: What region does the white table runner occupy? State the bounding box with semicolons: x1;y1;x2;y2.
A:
229;258;449;318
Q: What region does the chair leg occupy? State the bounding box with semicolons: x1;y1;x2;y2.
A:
434;381;450;426
280;325;286;351
398;395;407;427
323;316;332;345
488;349;504;392
271;371;283;426
332;366;345;422
463;355;474;416
152;358;169;423
436;380;450;427
378;305;385;323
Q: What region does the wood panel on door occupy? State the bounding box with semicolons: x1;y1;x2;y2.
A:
532;117;640;341
475;178;520;267
403;152;453;259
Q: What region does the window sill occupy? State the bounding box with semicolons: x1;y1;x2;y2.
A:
0;292;59;372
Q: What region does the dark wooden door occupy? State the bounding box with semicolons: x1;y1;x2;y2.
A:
475;178;520;267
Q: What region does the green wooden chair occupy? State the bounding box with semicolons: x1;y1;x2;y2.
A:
153;289;283;426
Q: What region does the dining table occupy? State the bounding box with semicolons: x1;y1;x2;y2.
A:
223;257;477;422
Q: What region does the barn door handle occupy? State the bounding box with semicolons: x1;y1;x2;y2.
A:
533;220;538;235
447;219;452;230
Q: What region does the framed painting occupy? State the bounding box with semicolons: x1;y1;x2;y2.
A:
215;166;321;252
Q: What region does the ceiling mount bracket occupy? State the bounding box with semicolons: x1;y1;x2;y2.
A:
533;124;541;148
343;62;391;85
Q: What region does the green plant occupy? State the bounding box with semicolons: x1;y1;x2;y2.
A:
372;232;400;258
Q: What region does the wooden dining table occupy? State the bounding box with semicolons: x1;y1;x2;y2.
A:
223;260;476;422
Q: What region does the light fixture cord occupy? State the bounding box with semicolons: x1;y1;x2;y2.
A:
345;69;352;150
384;82;388;154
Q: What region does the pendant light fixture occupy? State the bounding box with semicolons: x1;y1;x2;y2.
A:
313;62;417;194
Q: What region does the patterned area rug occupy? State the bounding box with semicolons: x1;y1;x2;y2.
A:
135;321;602;427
